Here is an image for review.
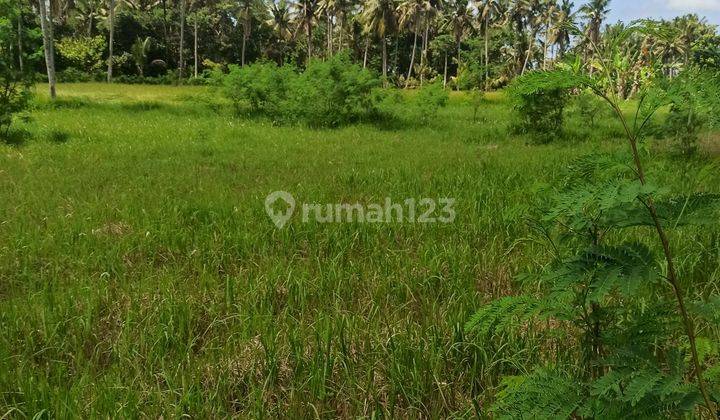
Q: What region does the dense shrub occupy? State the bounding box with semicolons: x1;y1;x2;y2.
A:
292;55;383;127
661;69;720;156
112;73;180;85
509;71;572;144
221;61;294;117
0;0;32;139
455;63;484;91
220;54;388;127
570;90;606;128
413;80;449;125
664;100;705;156
56;36;106;73
57;67;93;82
0;76;30;138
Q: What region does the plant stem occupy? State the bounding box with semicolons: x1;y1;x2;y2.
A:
607;100;716;417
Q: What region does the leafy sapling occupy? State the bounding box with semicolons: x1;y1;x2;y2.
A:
467;22;720;418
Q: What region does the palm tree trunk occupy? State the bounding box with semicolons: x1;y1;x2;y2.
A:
38;0;56;99
306;19;312;62
456;36;461;91
405;24;418;88
382;37;387;86
484;14;489;90
393;33;399;75
326;13;332;57
241;28;247;66
194;18;198;78
17;0;23;73
420;19;429;86
521;30;536;75
543;23;549;70
443;51;447;89
178;0;186;80
107;0;115;82
363;37;369;68
161;0;169;53
338;15;343;50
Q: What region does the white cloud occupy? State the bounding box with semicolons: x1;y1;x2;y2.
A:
666;0;720;12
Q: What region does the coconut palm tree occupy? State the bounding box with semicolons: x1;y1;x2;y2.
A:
332;0;354;51
178;0;186;78
517;0;544;74
476;0;500;89
268;0;293;41
38;0;57;99
580;0;609;69
540;0;557;69
398;0;424;85
106;0;117;81
361;0;397;85
71;0;105;35
267;0;293;62
551;0;574;59
418;0;439;84
238;0;256;66
319;0;339;56
295;0;320;61
444;0;473;86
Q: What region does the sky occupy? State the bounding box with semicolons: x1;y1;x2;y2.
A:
592;0;720;26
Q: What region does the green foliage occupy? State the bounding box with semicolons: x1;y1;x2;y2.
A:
130;37;151;77
466;154;720;418
56;35;106;73
455;62;484;91
222;61;295;118
0;0;31;139
508;71;586;144
57;67;94;82
469;88;485;122
291;55;385;127
2;80;720;418
661;69;720;156
571;90;606;128
413;80;449;125
221;54;388;127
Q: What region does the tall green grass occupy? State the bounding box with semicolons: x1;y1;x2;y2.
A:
0;83;717;417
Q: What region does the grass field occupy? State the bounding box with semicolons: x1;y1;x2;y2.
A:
0;83;718;417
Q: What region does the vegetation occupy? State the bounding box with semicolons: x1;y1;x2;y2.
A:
0;71;717;416
1;0;720;418
467;23;720;418
0;0;32;139
5;0;716;93
220;54;386;127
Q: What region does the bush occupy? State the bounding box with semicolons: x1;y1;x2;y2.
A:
221;54;388;127
56;35;106;73
509;71;572;144
222;61;294;117
661;69;720;156
291;54;384;127
413;80;449;125
455;63;484;91
571;90;606;128
57;67;92;83
468;88;485;122
0;1;32;139
111;73;181;85
466;154;720;418
664;101;705;156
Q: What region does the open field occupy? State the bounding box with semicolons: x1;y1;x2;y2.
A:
1;83;719;417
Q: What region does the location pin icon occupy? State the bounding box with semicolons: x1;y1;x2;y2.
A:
265;191;296;229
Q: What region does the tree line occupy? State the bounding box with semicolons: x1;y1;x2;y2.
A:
8;0;720;96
